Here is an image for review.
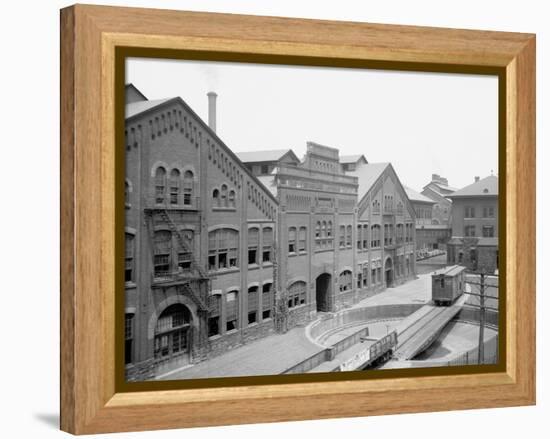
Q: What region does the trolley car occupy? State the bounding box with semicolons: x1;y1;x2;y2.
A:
431;264;466;306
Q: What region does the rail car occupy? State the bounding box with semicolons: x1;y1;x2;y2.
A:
431;264;467;306
336;330;398;371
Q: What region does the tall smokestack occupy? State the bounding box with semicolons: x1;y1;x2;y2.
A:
207;91;217;133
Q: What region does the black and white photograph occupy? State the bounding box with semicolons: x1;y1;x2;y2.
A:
123;58;500;382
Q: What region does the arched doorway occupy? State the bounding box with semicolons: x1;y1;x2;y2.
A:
154;303;192;369
385;257;393;287
316;273;332;312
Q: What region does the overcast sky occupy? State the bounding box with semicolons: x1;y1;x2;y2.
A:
126;58;498;191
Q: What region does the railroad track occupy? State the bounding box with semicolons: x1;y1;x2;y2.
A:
393;305;462;361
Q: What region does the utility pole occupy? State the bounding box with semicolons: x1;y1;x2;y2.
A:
478;273;485;363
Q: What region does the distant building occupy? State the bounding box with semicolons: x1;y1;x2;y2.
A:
236;149;300;176
421;174;456;226
339;154;368;173
446;175;499;273
405;186;451;255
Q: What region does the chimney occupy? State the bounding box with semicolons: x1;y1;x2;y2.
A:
207;91;217;133
475;176;480;182
432;173;439;182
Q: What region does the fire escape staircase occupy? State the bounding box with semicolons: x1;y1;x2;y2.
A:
156;209;210;312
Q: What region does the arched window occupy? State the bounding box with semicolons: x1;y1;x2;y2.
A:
221;184;228;207
288;281;307;308
346;225;352;247
357;224;362;250
315;222;321;239
327;221;333;238
154;304;191;360
262;283;273;320
212;188;219;207
153;230;172;278
155;166;167;204
182;170;194;205
372;199;380;214
228;190;236;208
339;270;352;292
208;228;239;270
169;169;180;205
226;290;239;331
248;227;259;265
247;286;259;325
262;227;273;262
125;233;134;283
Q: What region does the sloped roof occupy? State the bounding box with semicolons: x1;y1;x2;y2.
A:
235;149;299;164
404;185;436;204
449;175;498;198
125;98;173;119
256;175;278;197
345;162;389;199
340;154;367;164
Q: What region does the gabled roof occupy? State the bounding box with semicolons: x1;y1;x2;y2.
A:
340;154;368;165
346;162;389;197
126;98;173;119
124;90;279;205
235;149;300;164
422;181;457;195
404;186;436;204
448;175;498;198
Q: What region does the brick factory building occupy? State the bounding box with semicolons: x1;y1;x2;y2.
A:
124;84;417;380
446;175;499;273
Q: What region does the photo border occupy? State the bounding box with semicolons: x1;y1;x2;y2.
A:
115;47;507;393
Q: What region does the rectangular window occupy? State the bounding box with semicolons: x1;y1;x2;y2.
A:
465;225;476;237
208;295;221;337
288;227;296;254
298;227;307;252
465;206;475;218
482;225;494;237
261;164;269;174
248;287;258;325
339;225;346;248
125;314;134;364
226;291;238;331
125;234;134;283
371;268;376;284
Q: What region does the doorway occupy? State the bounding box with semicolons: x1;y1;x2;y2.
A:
315;273;332;312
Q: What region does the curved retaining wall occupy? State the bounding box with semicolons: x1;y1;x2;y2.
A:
308;303;423;342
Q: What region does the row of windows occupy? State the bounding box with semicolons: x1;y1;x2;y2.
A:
212;185;236;208
465;205;495;218
208;283;274;336
207;227;274;271
465;225;495;237
154;167;194;206
286;222;414;255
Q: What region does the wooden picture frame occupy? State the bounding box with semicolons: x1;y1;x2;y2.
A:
60;4;535;434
